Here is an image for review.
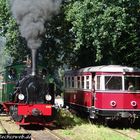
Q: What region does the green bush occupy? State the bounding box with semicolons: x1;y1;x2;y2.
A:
55;108;85;128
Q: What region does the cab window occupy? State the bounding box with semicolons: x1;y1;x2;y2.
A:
8;68;17;80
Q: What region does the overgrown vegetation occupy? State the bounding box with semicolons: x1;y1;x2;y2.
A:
65;0;140;67
55;108;86;128
54;109;140;140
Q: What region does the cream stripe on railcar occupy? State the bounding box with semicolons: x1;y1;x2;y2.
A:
78;65;140;73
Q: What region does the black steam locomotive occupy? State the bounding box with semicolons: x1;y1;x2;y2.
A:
0;57;56;125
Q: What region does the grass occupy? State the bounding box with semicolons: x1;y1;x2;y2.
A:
57;124;132;140
55;109;140;140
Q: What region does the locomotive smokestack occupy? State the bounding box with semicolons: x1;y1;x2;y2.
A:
31;49;37;76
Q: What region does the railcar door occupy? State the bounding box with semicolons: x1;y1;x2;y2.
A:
91;73;96;106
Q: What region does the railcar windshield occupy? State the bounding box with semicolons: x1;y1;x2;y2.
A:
105;76;122;90
125;76;140;91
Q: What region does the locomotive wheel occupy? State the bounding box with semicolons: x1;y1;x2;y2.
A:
9;106;23;122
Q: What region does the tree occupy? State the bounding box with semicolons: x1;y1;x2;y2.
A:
65;0;140;67
0;0;73;70
0;0;29;63
0;37;9;71
1;0;140;71
0;0;73;89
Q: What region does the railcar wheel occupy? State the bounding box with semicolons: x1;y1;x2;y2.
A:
9;106;23;122
105;118;115;127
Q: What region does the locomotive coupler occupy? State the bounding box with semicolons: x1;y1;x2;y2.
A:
32;108;41;116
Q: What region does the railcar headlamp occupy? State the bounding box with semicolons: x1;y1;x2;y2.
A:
18;94;25;100
45;94;52;101
131;101;137;107
110;100;117;107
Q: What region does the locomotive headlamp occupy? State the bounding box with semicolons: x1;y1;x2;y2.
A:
18;93;25;100
45;94;52;101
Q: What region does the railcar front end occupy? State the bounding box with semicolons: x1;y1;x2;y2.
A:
92;71;140;121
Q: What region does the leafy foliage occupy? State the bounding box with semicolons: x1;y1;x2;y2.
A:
55;108;85;128
0;0;140;72
0;37;9;71
0;0;29;62
0;0;73;71
65;0;140;67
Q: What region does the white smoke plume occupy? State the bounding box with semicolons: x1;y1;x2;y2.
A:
10;0;61;49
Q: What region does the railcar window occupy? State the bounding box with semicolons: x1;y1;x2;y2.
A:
68;77;71;88
86;76;90;89
105;76;122;90
82;76;84;88
125;76;140;91
72;77;74;88
97;76;101;90
74;76;78;88
64;77;67;88
77;76;80;88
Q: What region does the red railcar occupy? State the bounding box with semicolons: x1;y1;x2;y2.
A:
64;65;140;121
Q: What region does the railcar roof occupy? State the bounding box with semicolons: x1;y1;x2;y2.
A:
64;65;140;75
78;65;140;73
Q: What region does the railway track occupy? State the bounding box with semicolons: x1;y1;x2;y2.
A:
0;115;64;140
23;126;64;140
1;115;140;140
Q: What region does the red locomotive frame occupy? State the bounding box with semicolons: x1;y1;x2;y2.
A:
64;65;140;121
3;102;54;125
